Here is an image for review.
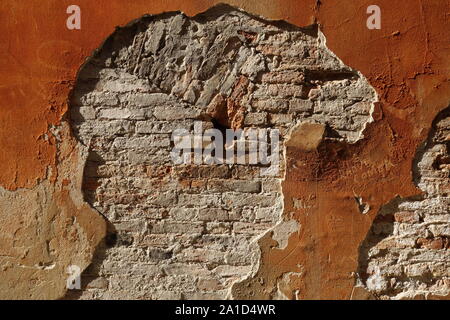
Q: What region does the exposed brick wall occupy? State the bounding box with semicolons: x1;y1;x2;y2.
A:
69;7;375;299
358;108;450;299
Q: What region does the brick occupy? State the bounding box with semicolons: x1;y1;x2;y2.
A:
99;108;132;119
169;207;198;220
151;221;204;234
197;208;229;221
253;99;288;112
129;93;171;107
261;71;305;84
206;222;232;234
135;120;193;134
394;211;420;223
222;193;278;208
154;105;201;120
207;179;261;193
233;222;274;234
269;113;293;125
288;99;313;113
178;194;222;207
244;112;267;126
113;135;170;149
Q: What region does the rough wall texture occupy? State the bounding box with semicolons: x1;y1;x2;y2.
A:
0;122;106;299
68;7;376;299
0;0;449;300
358;107;450;299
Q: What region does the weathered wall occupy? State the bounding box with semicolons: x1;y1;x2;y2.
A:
0;0;449;300
358;108;450;299
0;122;106;299
67;8;376;299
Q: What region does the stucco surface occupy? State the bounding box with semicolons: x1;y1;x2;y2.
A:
0;0;449;299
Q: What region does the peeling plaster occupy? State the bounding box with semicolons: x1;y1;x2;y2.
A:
0;0;449;300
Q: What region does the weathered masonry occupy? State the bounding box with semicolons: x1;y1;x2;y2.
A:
68;5;447;300
357;107;450;299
